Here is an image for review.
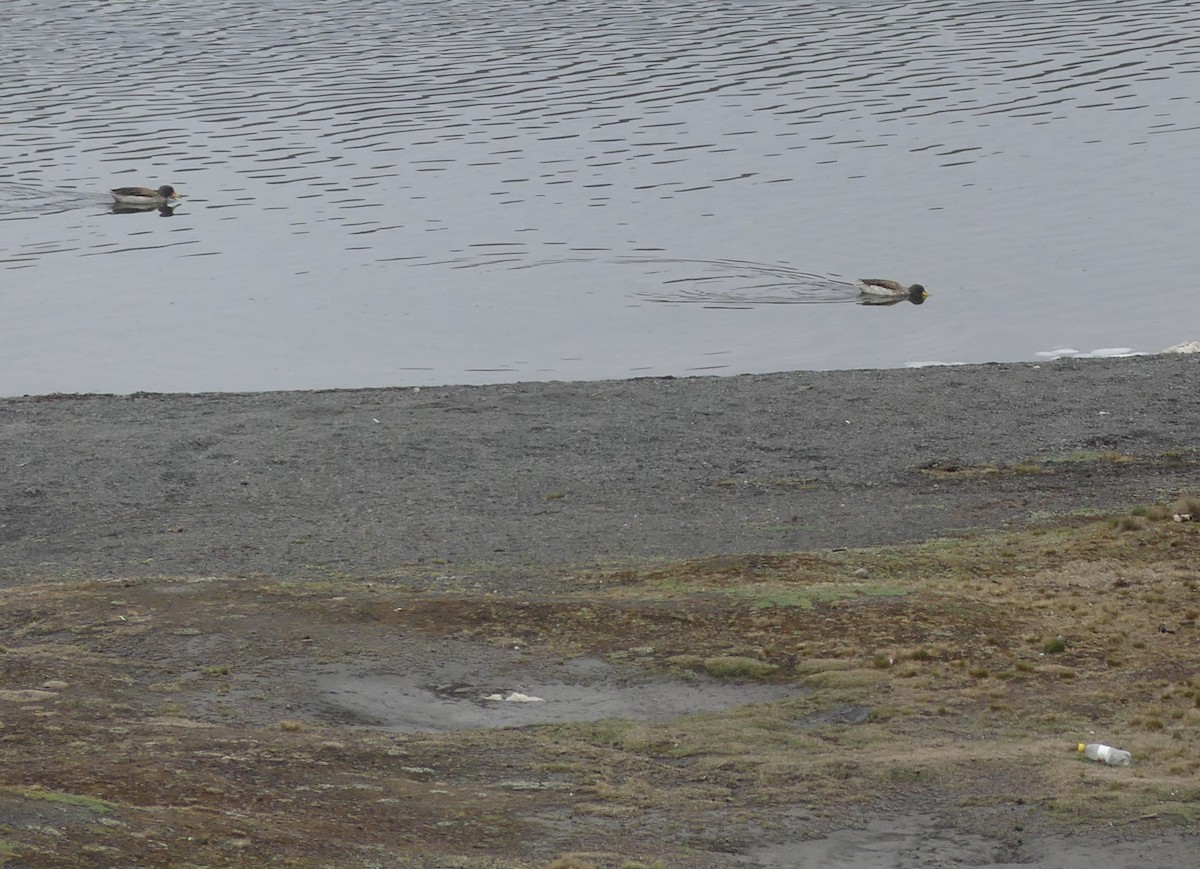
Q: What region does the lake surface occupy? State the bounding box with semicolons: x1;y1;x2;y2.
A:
3;0;1199;395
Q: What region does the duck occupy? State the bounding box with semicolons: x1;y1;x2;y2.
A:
856;278;928;305
110;185;181;206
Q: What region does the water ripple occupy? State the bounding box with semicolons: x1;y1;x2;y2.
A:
1;0;1198;391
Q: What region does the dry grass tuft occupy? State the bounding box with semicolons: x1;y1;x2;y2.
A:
1144;504;1174;521
1172;494;1200;517
1042;636;1067;654
703;655;779;679
1113;515;1149;533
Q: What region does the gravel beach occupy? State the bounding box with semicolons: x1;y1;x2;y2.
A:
2;355;1197;585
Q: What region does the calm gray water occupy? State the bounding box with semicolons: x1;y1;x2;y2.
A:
3;0;1199;395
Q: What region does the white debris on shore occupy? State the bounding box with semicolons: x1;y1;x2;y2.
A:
483;691;545;703
1162;341;1200;354
1032;341;1200;360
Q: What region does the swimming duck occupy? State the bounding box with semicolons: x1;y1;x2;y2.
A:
110;185;181;206
856;278;928;304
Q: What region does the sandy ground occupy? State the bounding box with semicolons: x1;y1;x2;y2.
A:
1;355;1198;867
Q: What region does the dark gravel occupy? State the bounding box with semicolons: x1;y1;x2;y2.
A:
2;355;1197;585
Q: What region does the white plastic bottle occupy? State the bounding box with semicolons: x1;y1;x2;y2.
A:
1077;742;1132;766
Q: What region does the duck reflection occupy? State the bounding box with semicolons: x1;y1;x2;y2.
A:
110;202;177;217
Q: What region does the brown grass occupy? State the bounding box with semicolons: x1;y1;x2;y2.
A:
0;504;1198;864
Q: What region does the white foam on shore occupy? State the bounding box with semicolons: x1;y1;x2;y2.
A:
1035;347;1140;360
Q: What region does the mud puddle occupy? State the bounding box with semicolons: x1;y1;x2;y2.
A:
304;646;799;731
